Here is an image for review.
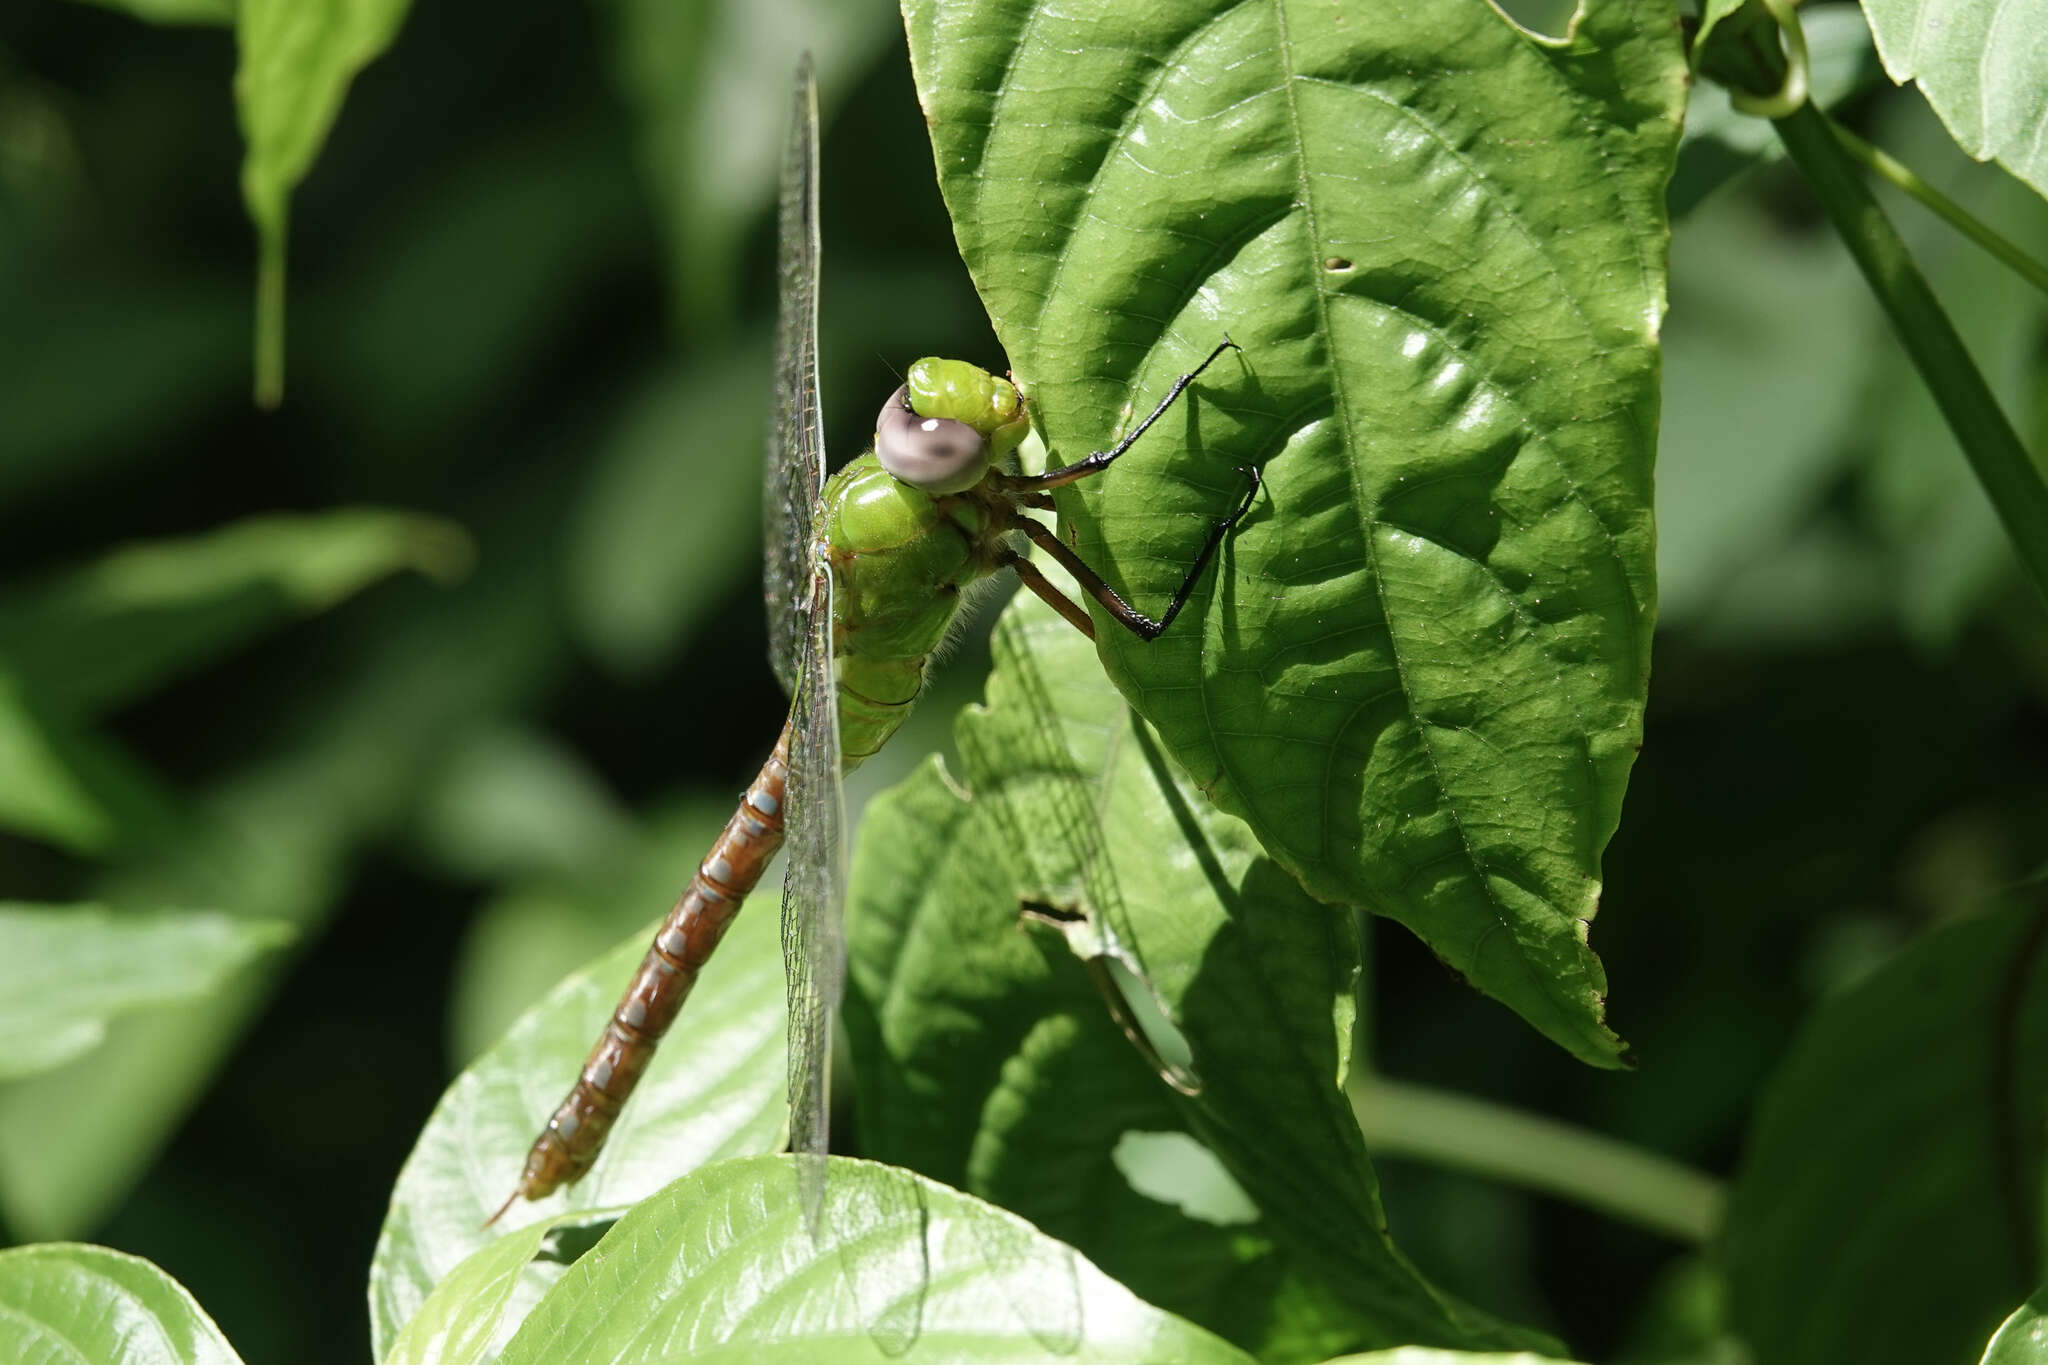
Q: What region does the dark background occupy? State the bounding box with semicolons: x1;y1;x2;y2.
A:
2;2;2044;1361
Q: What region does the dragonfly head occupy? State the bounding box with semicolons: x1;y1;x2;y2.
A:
875;358;1031;494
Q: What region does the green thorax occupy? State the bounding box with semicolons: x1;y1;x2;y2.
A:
819;357;1032;767
822;454;1008;764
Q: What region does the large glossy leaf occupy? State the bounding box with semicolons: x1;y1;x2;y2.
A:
846;587;1547;1356
368;900;787;1358
1325;1354;1585;1365
1860;0;2048;198
1723;901;2048;1365
1983;1285;2048;1365
234;0;417;402
849;758;1371;1361
0;508;468;717
0;904;291;1082
0;1242;245;1365
381;1208;624;1365
906;0;1683;1068
494;1155;1252;1364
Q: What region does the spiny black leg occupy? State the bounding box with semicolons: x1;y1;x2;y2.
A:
998;337;1239;495
999;550;1097;640
1018;466;1261;642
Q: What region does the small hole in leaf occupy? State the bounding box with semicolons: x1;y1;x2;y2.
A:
1113;1131;1260;1226
1324;256;1353;272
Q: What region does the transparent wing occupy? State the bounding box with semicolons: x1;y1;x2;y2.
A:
769;59;932;1352
765;54;825;699
785;554;934;1354
782;550;843;1179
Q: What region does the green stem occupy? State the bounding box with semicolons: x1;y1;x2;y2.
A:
1354;1077;1724;1244
1829;120;2048;302
1771;103;2048;604
253;217;286;410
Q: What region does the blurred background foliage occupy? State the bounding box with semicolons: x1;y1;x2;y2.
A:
0;1;2042;1362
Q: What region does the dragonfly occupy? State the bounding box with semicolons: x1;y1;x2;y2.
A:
493;55;1259;1240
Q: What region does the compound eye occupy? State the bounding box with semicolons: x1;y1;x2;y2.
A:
875;385;990;491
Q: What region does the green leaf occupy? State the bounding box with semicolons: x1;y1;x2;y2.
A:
494;1155;1252;1364
847;585;1549;1356
0;485;555;1240
369;901;787;1358
906;0;1684;1068
0;508;470;717
1983;1284;2048;1365
382;1209;624;1365
0;904;291;1081
234;0;416;403
849;758;1370;1361
1859;0;2048;198
1724;900;2048;1365
70;0;232;23
0;1242;246;1365
1323;1353;1586;1365
0;785;346;1239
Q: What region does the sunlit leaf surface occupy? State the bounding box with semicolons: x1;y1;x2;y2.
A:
368;903;787;1358
494;1156;1252;1364
1322;1352;1586;1365
381;1209;624;1365
906;0;1684;1067
1982;1284;2048;1365
0;1243;246;1365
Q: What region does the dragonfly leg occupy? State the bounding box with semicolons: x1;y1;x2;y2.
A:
997;337;1238;494
1017;465;1260;642
1002;550;1097;640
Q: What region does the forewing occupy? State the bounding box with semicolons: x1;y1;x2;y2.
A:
765;55;825;698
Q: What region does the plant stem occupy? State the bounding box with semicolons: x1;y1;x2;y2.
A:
1829;121;2048;302
1772;103;2048;604
254;219;286;410
1354;1077;1724;1244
